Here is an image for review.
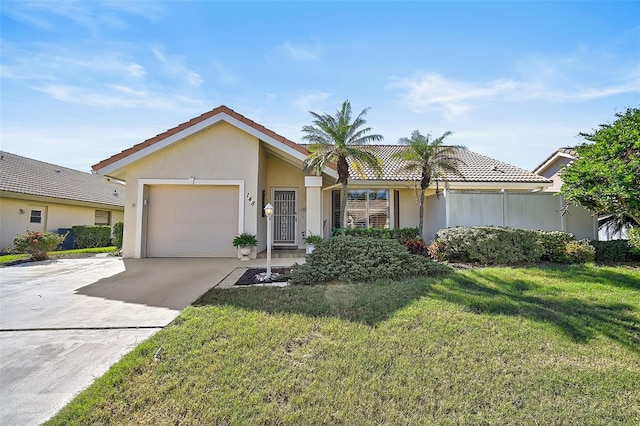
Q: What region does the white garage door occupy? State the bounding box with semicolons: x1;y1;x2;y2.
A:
146;185;239;257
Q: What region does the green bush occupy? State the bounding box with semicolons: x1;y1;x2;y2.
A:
331;227;419;244
289;236;451;285
629;227;640;251
537;231;576;262
563;240;596;263
13;231;66;261
112;221;124;249
589;240;638;263
433;226;546;265
72;225;112;249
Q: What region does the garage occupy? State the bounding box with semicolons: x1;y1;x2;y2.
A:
146;185;239;257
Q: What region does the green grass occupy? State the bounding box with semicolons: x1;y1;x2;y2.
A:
47;264;640;425
0;246;117;265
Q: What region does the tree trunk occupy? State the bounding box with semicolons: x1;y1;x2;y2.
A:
341;182;348;236
419;187;425;238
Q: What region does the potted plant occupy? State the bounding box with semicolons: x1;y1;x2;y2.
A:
232;233;258;261
304;232;323;254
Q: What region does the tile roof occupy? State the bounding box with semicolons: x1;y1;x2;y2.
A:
303;145;551;183
92;104;549;185
0;151;125;207
92;105;311;172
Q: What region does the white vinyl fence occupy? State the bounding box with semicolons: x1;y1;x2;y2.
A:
423;190;597;241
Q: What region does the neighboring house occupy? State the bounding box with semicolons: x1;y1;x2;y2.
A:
92;106;596;259
533;147;624;241
532;147;577;192
0;151;125;252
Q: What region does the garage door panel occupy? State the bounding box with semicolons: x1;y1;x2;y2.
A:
146;185;239;257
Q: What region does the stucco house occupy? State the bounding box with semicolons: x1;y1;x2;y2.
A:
533;147;626;241
532;147;578;193
92;106;596;259
0;151;125;252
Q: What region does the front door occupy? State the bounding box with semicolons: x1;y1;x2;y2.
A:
273;189;297;246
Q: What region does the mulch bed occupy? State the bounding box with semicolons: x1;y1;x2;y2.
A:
235;268;292;285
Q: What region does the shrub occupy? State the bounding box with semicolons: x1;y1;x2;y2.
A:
112;221;124;249
589;240;638;263
629;227;640;251
13;231;66;261
537;231;576;262
72;225;112;249
331;227;420;244
433;226;545;265
405;238;428;256
563;240;596;263
289;236;451;285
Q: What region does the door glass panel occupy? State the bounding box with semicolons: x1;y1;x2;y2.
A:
273;190;296;244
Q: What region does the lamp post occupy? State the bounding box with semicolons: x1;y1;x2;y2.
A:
264;203;274;279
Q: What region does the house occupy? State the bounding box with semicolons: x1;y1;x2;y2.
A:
532;147;578;193
533;147;625;241
0;151;125;252
92;106;596;259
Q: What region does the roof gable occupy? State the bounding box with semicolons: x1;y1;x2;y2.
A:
0;151;125;207
92;105;311;175
532;147;577;175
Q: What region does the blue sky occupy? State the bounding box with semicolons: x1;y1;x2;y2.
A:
1;1;638;172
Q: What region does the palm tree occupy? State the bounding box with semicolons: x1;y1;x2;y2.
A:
392;130;465;238
302;100;383;235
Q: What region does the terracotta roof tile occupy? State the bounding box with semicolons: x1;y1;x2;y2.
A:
302;145;551;183
1;151;125;207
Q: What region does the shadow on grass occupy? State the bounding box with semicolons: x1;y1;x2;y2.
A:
194;264;640;351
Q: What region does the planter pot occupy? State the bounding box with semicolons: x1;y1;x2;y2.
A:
306;244;315;254
239;246;252;261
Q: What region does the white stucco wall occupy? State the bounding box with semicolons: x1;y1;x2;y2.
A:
0;196;123;251
120;122;260;257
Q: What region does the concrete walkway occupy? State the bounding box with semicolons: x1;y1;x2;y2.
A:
0;255;304;425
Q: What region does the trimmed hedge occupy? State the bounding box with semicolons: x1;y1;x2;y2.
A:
289;236;451;285
72;225;112;249
431;226;545;265
430;226;597;265
331;227;420;244
112;221;124;249
589;240;640;263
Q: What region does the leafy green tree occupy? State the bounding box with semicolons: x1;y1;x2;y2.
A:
393;130;465;237
560;107;640;226
302;100;383;234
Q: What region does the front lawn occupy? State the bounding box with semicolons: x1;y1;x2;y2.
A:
48;264;640;425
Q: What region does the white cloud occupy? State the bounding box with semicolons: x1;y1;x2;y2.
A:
152;46;203;86
389;73;520;119
277;41;321;61
2;0;163;33
34;83;204;110
293;91;331;111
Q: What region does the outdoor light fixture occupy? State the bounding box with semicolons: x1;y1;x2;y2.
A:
264;203;274;279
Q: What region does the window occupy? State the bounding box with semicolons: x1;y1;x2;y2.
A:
95;210;111;225
30;210;42;224
332;190;341;229
345;189;390;229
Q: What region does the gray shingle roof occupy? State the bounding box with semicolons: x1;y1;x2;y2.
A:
303;145;551;183
0;151;125;207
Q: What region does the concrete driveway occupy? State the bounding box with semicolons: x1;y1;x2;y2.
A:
0;256;246;425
